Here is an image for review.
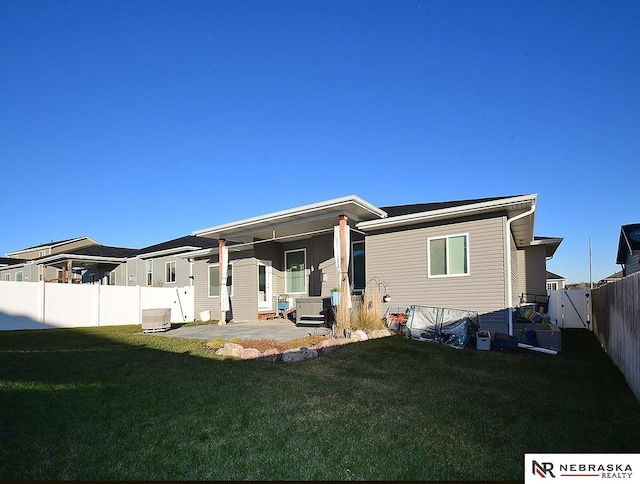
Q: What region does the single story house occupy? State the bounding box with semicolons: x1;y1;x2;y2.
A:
616;223;640;276
191;193;562;336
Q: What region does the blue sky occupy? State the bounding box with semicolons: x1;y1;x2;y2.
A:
1;0;638;283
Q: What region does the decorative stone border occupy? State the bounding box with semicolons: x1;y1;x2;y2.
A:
213;328;393;363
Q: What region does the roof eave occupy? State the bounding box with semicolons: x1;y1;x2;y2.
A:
357;194;537;231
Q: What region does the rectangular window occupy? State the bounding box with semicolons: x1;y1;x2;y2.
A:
15;271;23;282
39;250;46;257
208;264;233;297
110;271;117;285
285;249;306;294
5;274;10;281
146;260;153;286
352;241;365;290
428;234;469;277
547;282;557;291
165;261;176;284
38;266;44;281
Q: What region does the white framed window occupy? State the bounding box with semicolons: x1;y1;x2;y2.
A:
110;271;117;285
165;261;176;284
146;260;153;286
39;250;46;257
428;234;470;277
258;261;272;310
5;273;10;281
351;241;365;290
208;264;233;297
15;271;23;282
285;248;306;294
38;266;44;281
547;282;557;291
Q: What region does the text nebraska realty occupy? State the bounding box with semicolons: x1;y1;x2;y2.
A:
559;463;632;478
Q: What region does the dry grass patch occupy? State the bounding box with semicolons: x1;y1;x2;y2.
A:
230;335;327;352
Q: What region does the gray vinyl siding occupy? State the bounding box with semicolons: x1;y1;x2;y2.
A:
281;233;339;298
516;245;547;298
365;215;509;333
623;253;640;276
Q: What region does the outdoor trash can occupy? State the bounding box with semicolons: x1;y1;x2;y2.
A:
476;331;491;351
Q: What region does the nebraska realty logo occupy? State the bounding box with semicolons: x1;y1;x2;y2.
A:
525;454;639;483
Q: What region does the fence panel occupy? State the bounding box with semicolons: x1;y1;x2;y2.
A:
592;272;640;401
0;281;194;330
44;283;99;328
0;281;43;329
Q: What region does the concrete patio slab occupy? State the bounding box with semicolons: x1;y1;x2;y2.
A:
152;319;331;341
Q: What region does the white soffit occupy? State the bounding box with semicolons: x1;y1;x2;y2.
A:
193;195;386;242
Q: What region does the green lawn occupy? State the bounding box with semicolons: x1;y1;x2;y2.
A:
0;326;638;480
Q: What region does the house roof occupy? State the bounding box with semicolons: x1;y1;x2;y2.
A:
36;245;138;268
136;235;220;258
531;236;564;258
5;236;98;257
358;194;539;248
603;270;623;281
616;223;640;264
380;195;520;218
546;270;566;281
0;257;26;267
193;195;387;244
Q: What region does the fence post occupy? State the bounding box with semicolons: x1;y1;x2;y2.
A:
39;281;46;327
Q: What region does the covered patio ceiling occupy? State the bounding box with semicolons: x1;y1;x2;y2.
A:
193;195;387;244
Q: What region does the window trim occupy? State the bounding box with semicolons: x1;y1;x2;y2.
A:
427;233;470;278
208;263;233;298
165;261;176;284
284;248;306;294
146;260;153;286
15;271;23;282
5;273;10;281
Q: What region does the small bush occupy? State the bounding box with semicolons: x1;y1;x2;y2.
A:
351;285;386;332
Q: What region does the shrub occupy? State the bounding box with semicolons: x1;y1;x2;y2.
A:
351;284;386;332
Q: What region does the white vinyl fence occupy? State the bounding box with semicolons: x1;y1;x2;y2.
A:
0;281;194;330
547;289;592;330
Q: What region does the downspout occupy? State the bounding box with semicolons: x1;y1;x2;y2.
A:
505;203;536;336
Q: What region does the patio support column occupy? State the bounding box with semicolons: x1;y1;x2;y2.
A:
339;215;349;296
66;260;72;283
218;238;226;325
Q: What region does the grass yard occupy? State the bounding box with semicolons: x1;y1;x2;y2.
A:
0;326;639;480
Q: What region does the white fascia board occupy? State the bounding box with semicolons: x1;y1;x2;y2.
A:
193;194;387;237
357;194;537;231
137;246;204;259
37;254;128;265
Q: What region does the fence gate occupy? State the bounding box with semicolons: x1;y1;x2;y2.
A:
547;289;592;330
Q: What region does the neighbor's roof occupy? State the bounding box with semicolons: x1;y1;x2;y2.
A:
546;270;566;280
37;245;138;266
136;235;220;258
0;257;27;267
5;236;99;257
616;223;640;264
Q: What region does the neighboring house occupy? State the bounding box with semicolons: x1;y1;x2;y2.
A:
0;237;101;282
125;235;220;287
597;270;623;286
191;193;562;335
36;245;139;284
616;223;640;276
546;271;566;291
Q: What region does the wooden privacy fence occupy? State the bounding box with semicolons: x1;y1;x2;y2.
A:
591;272;640;401
0;281;194;330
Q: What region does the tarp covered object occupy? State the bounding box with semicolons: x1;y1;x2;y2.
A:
405;305;480;349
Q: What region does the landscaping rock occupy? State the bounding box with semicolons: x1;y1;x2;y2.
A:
282;346;318;363
258;348;281;362
352;330;369;341
216;342;244;358
240;347;262;360
369;329;392;339
314;339;341;355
